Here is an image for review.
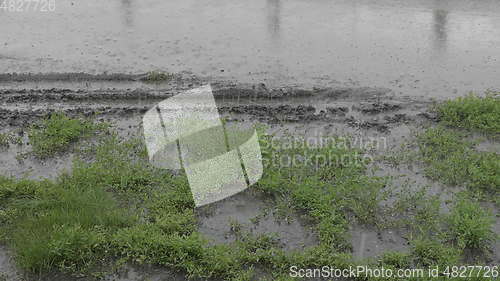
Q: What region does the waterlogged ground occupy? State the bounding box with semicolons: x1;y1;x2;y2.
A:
0;76;498;281
1;0;499;279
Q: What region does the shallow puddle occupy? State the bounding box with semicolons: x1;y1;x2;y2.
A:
197;189;318;251
350;224;409;260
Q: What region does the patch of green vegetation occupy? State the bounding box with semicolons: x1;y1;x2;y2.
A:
257;133;389;245
378;251;412;269
28;112;108;158
389;186;442;235
0;132;22;148
0;171;136;272
140;71;174;83
0;134;9;148
0;135;168;273
436;93;500;134
446;196;496;253
411;238;460;267
417;127;499;196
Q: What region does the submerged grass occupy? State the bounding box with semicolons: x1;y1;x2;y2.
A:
446;195;496;253
408;94;499;264
417;127;499;197
256;133;389;244
28;112;108;158
436;92;500;134
402;192;497;262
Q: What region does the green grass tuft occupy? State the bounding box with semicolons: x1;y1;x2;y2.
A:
447;196;496;252
436;93;500;134
28;112;108;158
140;71;174;83
411;238;460;267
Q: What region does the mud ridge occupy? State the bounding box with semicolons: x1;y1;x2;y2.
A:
0;82;436;134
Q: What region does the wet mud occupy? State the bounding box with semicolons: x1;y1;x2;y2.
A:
350;225;409;260
0;247;19;281
197;189;317;251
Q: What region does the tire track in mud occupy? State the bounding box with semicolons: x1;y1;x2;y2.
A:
0;84;436;133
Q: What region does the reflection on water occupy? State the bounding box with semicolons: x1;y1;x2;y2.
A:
432;9;448;53
265;0;285;85
267;0;281;41
121;0;134;27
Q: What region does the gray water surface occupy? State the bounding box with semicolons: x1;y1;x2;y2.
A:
1;0;500;97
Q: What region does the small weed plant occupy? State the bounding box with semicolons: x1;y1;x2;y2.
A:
28;112;108;158
447;196;496;253
141;71;173;83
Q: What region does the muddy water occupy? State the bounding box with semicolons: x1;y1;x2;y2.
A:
1;0;500;97
350;225;409;259
0;246;20;281
197;190;318;251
